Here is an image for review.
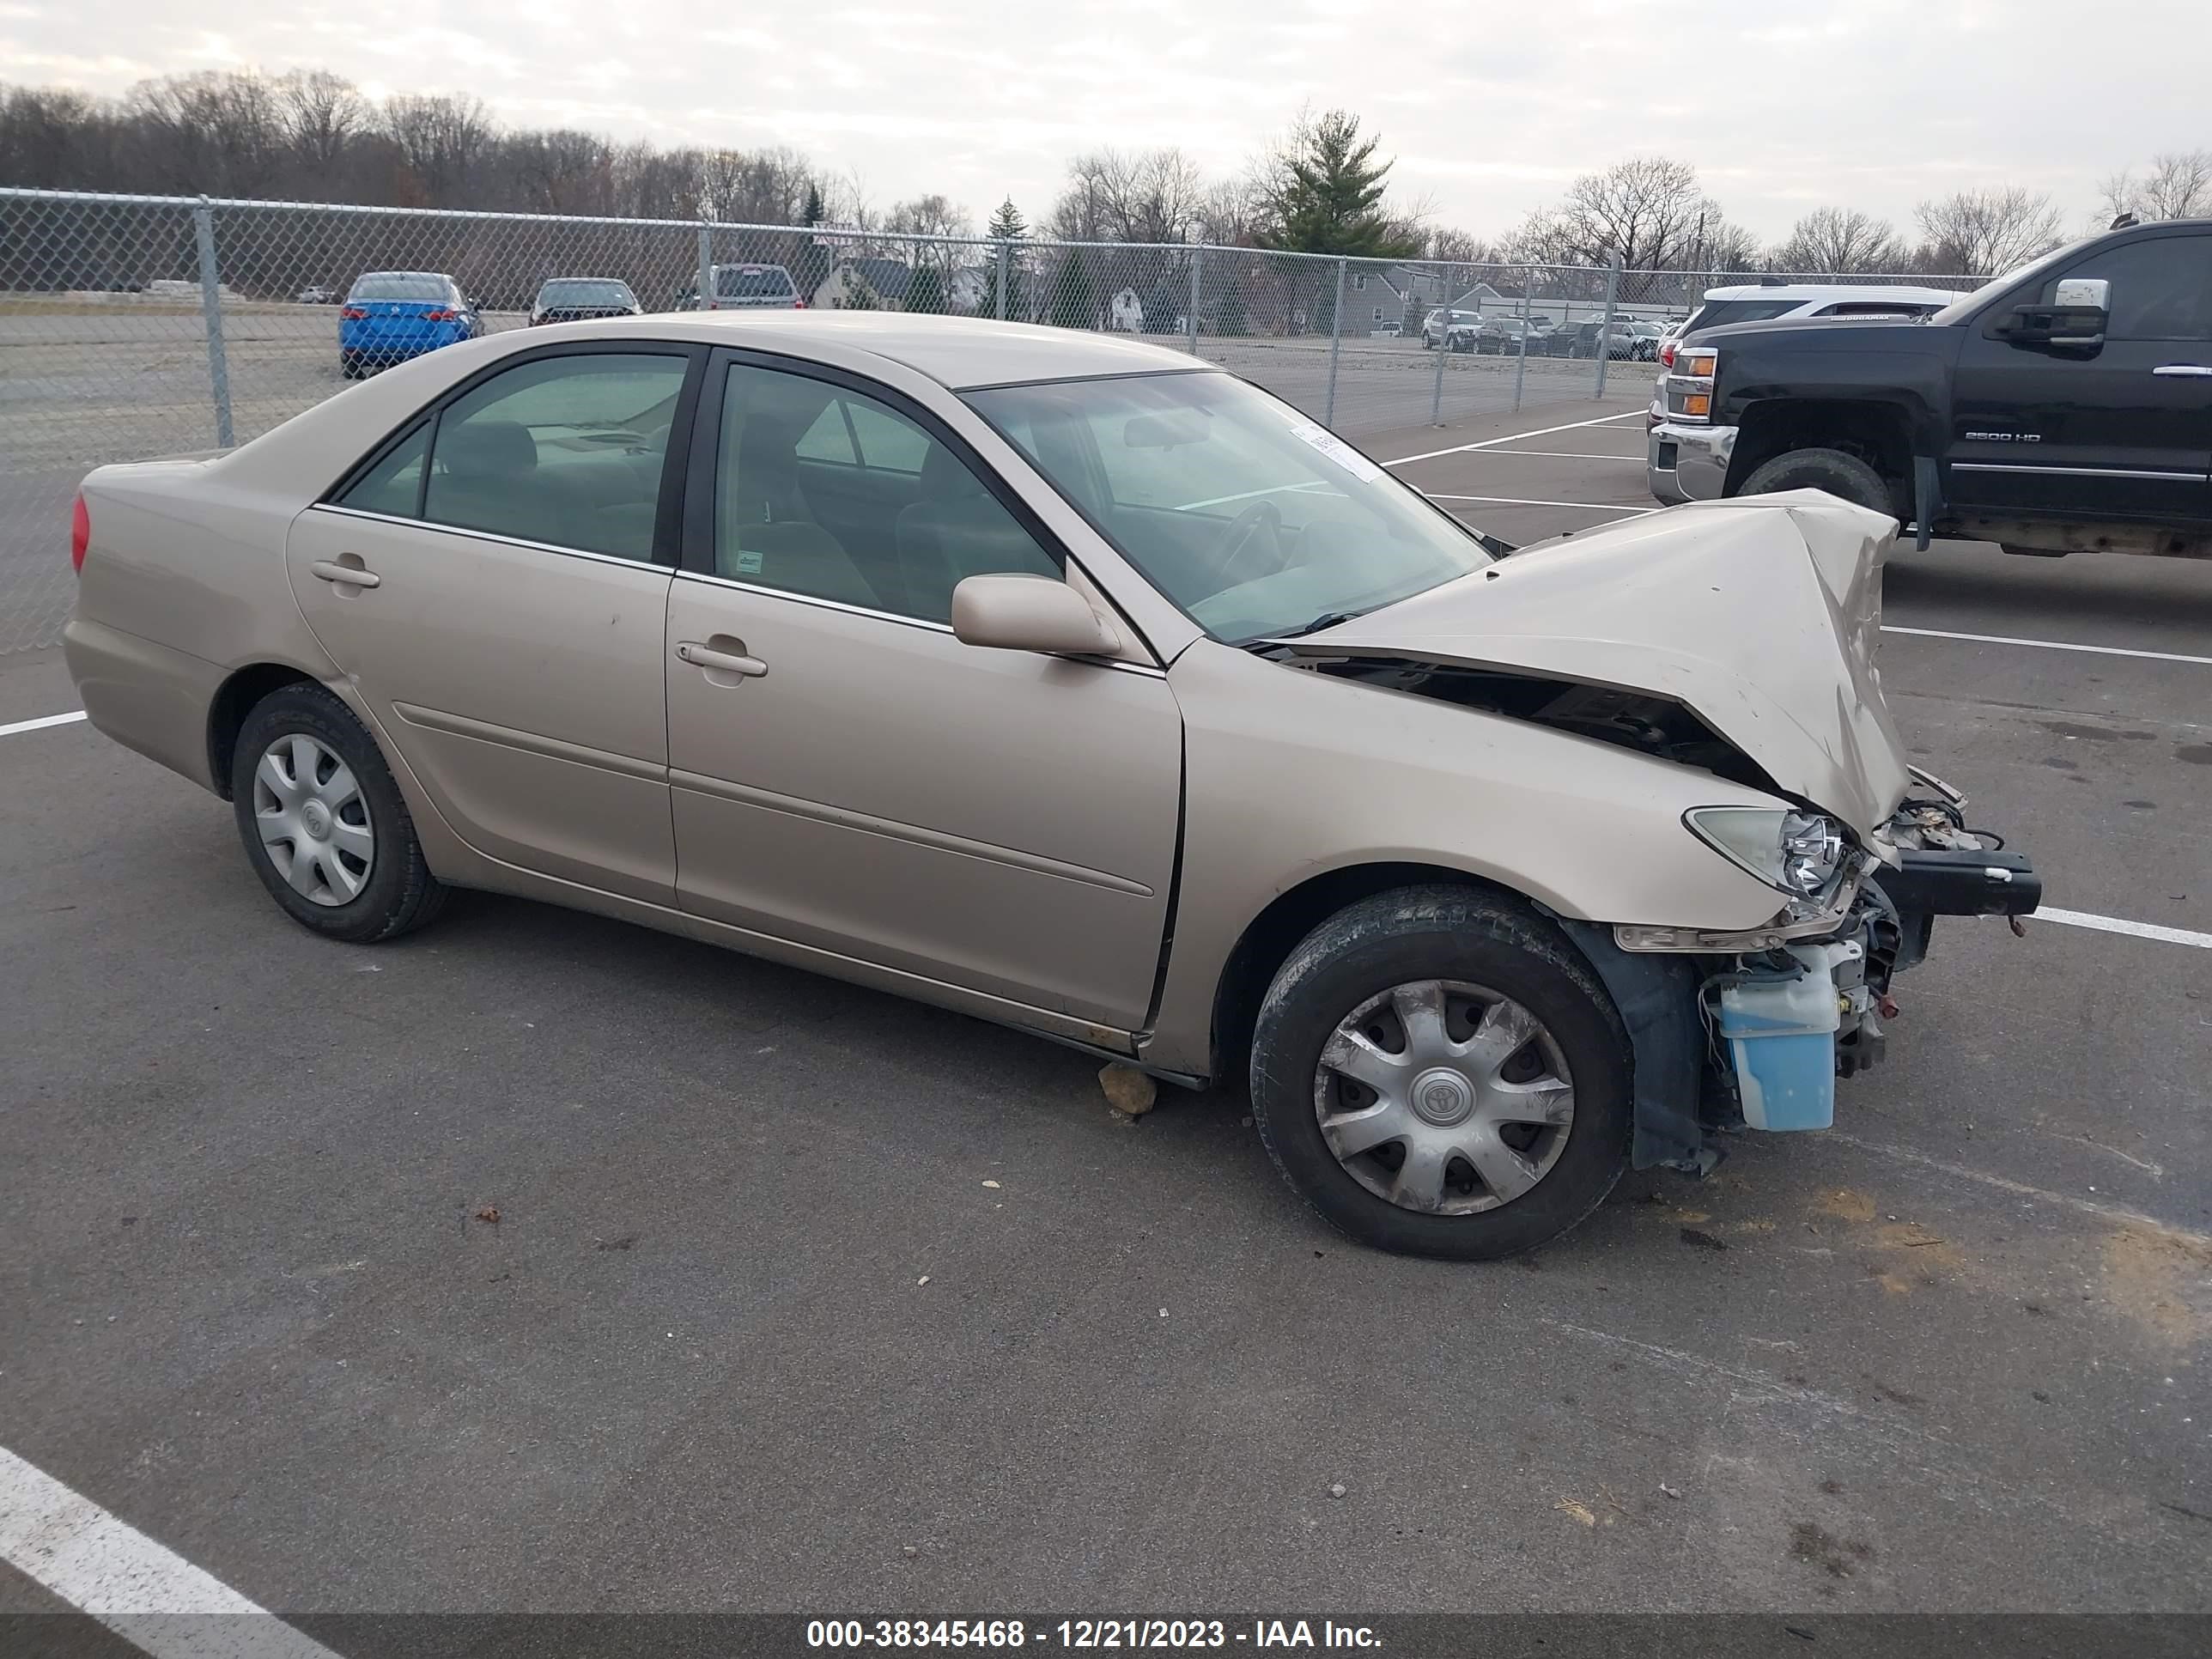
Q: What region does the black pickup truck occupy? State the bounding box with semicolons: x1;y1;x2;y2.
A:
1647;219;2212;557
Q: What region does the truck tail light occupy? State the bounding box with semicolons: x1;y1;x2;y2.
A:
1659;339;1677;369
70;494;90;574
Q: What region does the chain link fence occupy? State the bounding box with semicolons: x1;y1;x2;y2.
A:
0;185;1982;653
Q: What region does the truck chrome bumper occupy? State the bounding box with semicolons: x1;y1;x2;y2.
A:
1647;421;1736;506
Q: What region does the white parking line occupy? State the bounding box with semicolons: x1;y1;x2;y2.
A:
2036;907;2212;950
1427;493;1657;514
1881;625;2212;668
0;709;87;738
1382;410;1644;468
0;1443;342;1658
1462;448;1644;462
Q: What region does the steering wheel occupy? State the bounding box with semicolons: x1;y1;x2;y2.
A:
1212;499;1285;588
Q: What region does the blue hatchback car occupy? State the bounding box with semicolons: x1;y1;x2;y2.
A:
338;271;482;378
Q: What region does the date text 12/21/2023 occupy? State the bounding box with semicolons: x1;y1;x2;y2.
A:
805;1620;1383;1649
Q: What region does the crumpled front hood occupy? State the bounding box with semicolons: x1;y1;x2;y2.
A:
1290;491;1913;834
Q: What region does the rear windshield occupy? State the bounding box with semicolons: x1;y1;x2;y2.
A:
349;275;450;302
717;266;795;298
1682;297;1810;331
540;280;635;307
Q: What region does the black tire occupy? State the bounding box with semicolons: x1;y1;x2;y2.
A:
229;683;448;944
1248;885;1633;1261
338;354;361;380
1737;446;1898;517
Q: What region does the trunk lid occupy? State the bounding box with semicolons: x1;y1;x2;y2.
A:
1288;492;1913;834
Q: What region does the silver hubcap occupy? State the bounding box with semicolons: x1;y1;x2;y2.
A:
252;733;373;907
1312;979;1576;1215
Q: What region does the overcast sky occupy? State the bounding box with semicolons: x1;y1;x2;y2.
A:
6;1;2207;241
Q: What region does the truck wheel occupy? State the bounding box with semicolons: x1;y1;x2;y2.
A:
1739;447;1897;518
1248;886;1633;1261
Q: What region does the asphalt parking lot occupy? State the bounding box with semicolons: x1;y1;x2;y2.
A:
3;392;2208;1646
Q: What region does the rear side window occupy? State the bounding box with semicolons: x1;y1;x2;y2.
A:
417;352;690;559
338;422;428;517
2039;235;2212;339
1811;301;1940;318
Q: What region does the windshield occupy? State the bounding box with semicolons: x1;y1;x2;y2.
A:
540;280;635;307
1929;237;2095;325
967;373;1494;643
349;274;450;302
717;266;795;298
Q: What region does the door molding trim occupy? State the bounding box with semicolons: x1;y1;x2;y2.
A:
670;767;1155;896
1949;462;2208;482
392;701;666;781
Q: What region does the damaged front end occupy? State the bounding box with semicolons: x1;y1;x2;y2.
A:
1583;770;2040;1170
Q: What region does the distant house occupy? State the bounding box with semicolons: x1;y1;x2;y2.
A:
1450;281;1512;312
813;257;915;311
947;265;990;315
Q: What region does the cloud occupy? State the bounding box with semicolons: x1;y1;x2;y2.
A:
6;0;2207;241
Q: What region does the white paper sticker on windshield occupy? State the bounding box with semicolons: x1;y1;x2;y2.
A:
1281;417;1384;483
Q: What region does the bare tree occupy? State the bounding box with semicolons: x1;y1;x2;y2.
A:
1912;186;2064;276
1773;206;1905;274
382;92;494;205
125;71;283;195
273;70;366;189
2139;150;2212;220
1423;226;1503;266
1049;148;1207;244
1508;155;1742;296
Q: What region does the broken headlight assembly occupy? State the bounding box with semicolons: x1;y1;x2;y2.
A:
1685;806;1852;921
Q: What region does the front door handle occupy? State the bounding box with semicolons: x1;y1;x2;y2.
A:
309;558;380;588
676;641;768;678
2151;364;2212;378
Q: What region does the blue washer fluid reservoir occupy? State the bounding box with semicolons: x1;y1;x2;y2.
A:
1717;940;1861;1132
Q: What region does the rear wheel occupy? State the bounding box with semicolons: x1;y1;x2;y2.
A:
1738;446;1898;517
1248;886;1633;1260
230;684;447;944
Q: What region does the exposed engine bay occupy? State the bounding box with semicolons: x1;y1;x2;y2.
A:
1297;655;1782;794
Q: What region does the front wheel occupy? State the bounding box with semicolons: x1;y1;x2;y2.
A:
1737;446;1899;517
1249;887;1632;1260
230;683;448;944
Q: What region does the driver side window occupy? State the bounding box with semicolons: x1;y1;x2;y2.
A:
714;364;1061;624
2039;236;2212;340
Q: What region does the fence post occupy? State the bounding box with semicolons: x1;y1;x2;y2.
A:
1185;246;1202;356
1430;264;1449;424
995;239;1011;321
1511;279;1531;413
1595;255;1621;398
1323;257;1347;427
191;198;234;449
697;219;714;312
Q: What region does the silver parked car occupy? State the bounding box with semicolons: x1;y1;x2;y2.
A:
61;313;2038;1259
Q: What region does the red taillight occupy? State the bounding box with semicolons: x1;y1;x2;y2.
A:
70;494;89;574
424;307;459;322
792;298;806;309
340;305;368;319
1659;340;1677;369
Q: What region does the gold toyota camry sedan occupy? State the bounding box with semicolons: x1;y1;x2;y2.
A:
62;311;2039;1259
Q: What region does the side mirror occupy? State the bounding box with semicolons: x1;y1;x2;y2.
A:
951;574;1121;657
2000;276;2107;348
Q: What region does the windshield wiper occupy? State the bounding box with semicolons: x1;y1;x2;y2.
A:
1242;610;1363;650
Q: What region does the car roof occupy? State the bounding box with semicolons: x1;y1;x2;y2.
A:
543;309;1204;390
354;270;453;282
1697;283;1961;305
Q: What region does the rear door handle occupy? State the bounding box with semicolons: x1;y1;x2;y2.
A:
2151;364;2212;377
676;641;768;678
309;559;380;588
